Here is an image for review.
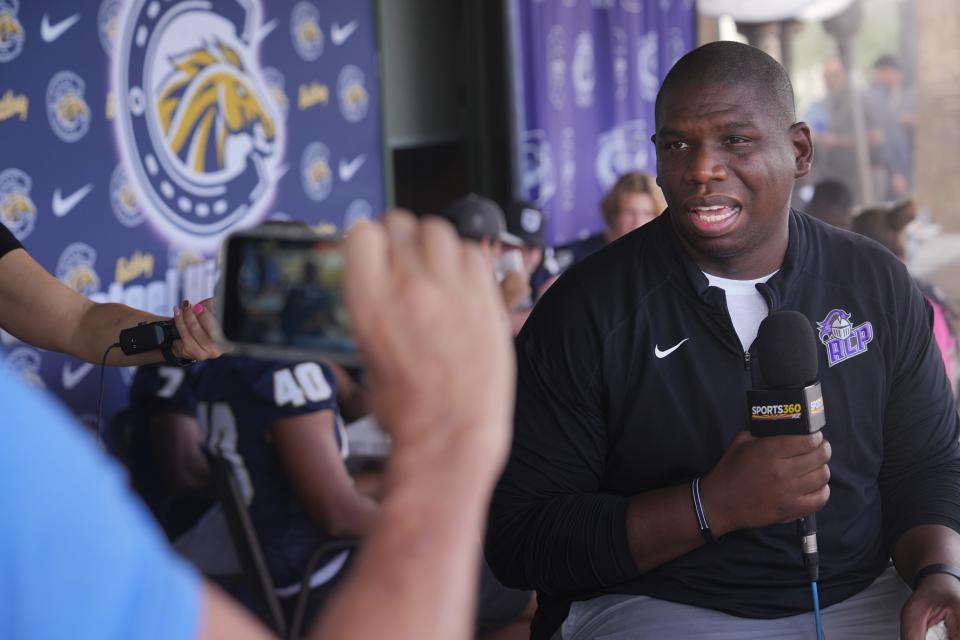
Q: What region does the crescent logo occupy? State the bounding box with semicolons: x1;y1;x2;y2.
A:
0;1;25;63
113;0;285;249
6;347;44;389
46;71;91;143
97;0;122;54
109;163;144;228
0;168;35;240
56;242;100;296
595;120;650;189
637;32;659;102
521;129;556;208
290;2;323;61
300;141;333;202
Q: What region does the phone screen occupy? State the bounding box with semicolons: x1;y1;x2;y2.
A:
220;232;357;363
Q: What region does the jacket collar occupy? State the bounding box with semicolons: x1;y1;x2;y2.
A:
658;207;805;313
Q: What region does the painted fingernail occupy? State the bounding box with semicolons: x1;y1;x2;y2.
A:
193;303;203;314
173;306;181;317
181;299;191;309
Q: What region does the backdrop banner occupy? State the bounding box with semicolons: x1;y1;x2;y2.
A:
510;0;695;246
0;0;385;425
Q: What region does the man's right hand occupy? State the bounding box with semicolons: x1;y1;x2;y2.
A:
700;431;831;536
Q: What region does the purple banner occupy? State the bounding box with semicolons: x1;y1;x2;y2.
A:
511;0;695;246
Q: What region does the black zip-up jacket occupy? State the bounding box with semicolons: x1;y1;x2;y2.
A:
486;209;960;639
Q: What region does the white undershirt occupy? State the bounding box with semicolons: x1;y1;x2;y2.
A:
704;271;778;351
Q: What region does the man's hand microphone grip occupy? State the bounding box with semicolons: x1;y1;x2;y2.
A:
119;320;180;355
748;310;826;582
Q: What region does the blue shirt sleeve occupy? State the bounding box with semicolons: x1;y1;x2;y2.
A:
0;365;201;640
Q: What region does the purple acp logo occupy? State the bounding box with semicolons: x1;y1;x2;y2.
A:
817;309;874;367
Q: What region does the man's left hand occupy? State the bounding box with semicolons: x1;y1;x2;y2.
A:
902;573;960;639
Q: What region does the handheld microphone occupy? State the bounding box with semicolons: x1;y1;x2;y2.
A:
748;310;825;582
119;320;180;355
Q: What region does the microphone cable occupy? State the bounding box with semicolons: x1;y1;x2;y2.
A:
95;342;121;446
810;580;825;640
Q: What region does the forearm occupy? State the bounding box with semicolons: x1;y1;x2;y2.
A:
894;524;960;586
71;301;167;365
0;249;167;365
311;448;497;640
487;488;637;592
320;492;380;538
626;481;708;572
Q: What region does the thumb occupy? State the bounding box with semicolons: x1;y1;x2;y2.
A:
944;613;960;640
901;597;932;640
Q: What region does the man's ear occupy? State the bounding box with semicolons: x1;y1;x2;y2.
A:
790;122;814;178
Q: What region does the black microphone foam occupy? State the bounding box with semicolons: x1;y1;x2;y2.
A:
755;311;819;388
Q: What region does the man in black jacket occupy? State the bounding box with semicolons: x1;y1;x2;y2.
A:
486;41;960;640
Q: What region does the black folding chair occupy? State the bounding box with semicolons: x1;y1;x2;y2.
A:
207;454;358;639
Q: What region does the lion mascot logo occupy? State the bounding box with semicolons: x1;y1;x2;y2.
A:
157;40;276;175
114;0;285;247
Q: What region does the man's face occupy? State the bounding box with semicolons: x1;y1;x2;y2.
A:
873;66;901;91
653;81;812;278
608;192;658;240
823;59;846;95
519;245;543;276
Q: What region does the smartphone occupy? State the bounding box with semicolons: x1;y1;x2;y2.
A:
217;225;360;365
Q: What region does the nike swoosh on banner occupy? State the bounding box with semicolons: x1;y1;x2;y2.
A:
41;13;81;43
331;20;359;46
62;362;95;390
339;155;366;182
52;184;94;217
654;338;689;359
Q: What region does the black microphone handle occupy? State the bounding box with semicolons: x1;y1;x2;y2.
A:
164;318;180;340
798;513;819;582
118;319;180;355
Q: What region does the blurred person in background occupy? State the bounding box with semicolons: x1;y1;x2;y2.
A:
442;194;532;313
122;363;213;541
195;351;378;625
804;179;856;230
0;211;517;640
852;200;959;397
807;58;906;203
503;200;549;334
869;54;915;191
556;171;665;269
